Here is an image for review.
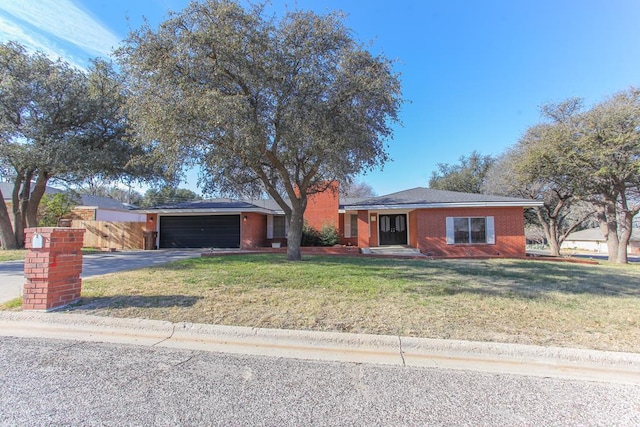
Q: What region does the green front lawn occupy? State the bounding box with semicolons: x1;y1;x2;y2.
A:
4;254;639;352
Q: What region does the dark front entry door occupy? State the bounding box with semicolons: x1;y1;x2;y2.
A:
379;214;408;245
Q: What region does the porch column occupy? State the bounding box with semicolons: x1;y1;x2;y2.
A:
357;210;370;248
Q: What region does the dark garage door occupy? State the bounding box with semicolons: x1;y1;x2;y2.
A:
159;215;240;248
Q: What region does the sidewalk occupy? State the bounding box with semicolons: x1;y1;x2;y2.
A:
1;311;639;385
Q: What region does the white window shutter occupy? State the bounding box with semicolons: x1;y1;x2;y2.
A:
446;217;454;244
267;215;274;239
486;216;495;244
344;214;351;238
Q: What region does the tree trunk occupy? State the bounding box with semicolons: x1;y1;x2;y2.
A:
12;175;28;248
616;210;634;264
0;195;18;250
536;207;561;256
286;205;304;261
595;201;619;262
547;217;561;256
25;173;48;227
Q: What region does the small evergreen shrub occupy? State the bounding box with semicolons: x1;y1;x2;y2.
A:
301;223;321;246
301;222;339;247
319;223;339;246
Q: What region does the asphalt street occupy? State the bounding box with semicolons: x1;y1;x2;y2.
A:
0;249;203;303
1;336;638;426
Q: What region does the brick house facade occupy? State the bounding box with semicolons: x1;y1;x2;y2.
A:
139;185;541;257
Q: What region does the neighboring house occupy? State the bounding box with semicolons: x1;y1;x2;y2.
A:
561;228;640;255
0;182;145;223
68;194;145;222
1;183;146;250
138;184;542;257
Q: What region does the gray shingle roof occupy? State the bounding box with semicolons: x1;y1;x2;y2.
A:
77;194;135;211
1;182;133;211
342;187;540;208
137;187;541;213
0;182;64;198
144;198;269;210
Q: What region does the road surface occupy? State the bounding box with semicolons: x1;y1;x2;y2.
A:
1;336;638;426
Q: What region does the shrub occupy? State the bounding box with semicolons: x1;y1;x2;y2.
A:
319;223;339;246
301;222;340;247
37;193;78;226
301;222;321;246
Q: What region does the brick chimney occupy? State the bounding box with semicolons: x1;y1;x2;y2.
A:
304;181;339;231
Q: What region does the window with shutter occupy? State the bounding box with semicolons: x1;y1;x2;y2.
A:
446;216;494;244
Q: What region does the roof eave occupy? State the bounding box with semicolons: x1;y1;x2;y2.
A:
136;207;278;215
343;201;544;210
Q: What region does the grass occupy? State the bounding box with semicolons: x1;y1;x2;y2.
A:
0;248;105;262
3;254;639;352
0;250;27;262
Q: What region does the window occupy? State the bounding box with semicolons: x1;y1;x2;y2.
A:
345;214;359;238
350;214;358;237
446;217;495;244
273;216;286;238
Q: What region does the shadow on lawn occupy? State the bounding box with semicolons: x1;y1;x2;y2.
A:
66;295;202;311
306;255;640;299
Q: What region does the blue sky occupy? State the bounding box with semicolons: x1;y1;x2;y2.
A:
1;0;639;196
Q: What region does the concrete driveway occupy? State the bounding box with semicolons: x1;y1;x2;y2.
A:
0;249;204;304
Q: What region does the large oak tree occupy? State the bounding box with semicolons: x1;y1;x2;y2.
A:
116;0;403;260
576;89;640;263
485;94;640;263
0;42;161;249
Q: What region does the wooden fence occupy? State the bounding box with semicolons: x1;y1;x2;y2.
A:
71;220;147;250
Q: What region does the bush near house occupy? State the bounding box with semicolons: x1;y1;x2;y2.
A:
301;223;340;247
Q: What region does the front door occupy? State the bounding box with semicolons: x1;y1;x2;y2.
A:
378;214;408;245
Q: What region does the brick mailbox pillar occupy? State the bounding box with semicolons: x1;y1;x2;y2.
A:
23;227;85;311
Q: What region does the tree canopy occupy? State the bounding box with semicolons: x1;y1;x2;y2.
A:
117;0;403;260
140;187;202;207
428;151;495;194
0;42;163;249
340;181;377;198
574;89;640;263
483;92;640;262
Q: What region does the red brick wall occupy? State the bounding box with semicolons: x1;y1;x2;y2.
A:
338;212;358;246
23;227;85;311
241;213;267;249
357;210;370;248
408;211;419;247
145;213;158;231
413;207;526;257
304;182;339;231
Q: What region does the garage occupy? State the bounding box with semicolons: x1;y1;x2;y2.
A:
159;215;240;248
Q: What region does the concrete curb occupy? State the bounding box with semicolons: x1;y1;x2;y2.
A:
1;311;639;385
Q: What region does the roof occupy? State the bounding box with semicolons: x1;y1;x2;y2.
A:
77;194;136;211
565;227;640;242
137;187;540;214
136;198;283;214
342;187;542;210
0;182;64;198
0;182;134;211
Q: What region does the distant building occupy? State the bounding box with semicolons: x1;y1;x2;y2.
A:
0;183;145;224
561;227;640;255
